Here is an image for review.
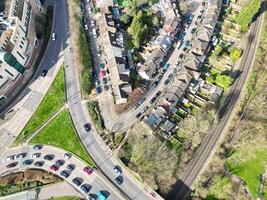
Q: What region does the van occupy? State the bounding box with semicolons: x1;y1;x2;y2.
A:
92;29;97;38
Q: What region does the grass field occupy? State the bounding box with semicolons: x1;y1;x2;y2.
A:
206;175;232;200
16;67;65;143
30;111;94;167
226;144;267;198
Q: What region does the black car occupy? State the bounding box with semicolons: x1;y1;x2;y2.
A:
72;178;82;186
155;91;162;97
23;159;34;165
191;28;197;34
164;79;170;85
44;154;54;161
56;159;65;166
115;176;123;185
34;161;44;167
67;164;76;171
41;69;48;77
60;170;70;178
136;112;142;118
81;184;90;193
149;97;157;104
83;123;91;132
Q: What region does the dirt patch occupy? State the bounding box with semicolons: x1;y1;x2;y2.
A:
0;169;60;186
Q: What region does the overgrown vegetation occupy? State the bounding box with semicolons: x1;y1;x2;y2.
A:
235;0;261;31
87;101;104;130
119;123;179;193
176;107;218;149
194;12;267;200
0;169;60;197
206;175;232;200
120;0;160;49
30;111;94;166
77;16;94;94
16;67;65;144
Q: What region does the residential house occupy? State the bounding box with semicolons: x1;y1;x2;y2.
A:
98;13;132;104
144;106;168;130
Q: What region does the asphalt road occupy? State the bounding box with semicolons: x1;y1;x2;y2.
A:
0;145;123;200
61;0;160;199
167;3;265;200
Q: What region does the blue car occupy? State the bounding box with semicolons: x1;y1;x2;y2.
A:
163;63;170;70
184;40;190;47
96;87;102;94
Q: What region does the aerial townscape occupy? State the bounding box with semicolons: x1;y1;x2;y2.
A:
0;0;266;199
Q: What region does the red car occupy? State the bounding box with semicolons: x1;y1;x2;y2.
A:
83;166;93;175
6;162;18;168
100;70;106;76
50;165;59;171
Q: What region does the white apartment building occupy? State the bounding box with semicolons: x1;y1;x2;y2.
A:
0;0;32;102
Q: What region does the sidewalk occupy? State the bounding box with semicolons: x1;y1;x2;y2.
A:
0;57;63;156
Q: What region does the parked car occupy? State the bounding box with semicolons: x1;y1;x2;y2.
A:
163;63;170;70
184;40;190;47
50;165;59;171
67;164;76;171
81;184;91;193
113;166;122;176
32;153;41;158
34;161;44;167
2;155;14;163
99;63;105;69
155;91;162;97
84;24;89;30
15;153;27;159
60;170;70;178
56;159;65;167
115;176;123;185
136;112;142;118
96;87;102;94
23;159;34;165
6;162;18;168
33;145;43;150
84;166;94;175
72;178;82;186
90;20;95;27
64;153;72;159
41;69;48;77
191;28;196;34
164;78;170;85
100;70;106;76
149;97;157;104
44;154;54;161
83;123;91;132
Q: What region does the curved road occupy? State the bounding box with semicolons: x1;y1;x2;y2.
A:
61;0;160;199
0;145;123;200
167;3;265;200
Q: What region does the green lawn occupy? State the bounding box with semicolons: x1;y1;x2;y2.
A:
206;175;232;200
226;145;267;198
30;111;94;167
16;67;66;143
49;197;81;200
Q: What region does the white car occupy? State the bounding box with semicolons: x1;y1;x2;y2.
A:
64;153;72;159
2;156;14;163
88;7;92;13
52;32;56;41
90;20;95;27
84;24;88;30
32;153;41;158
113;166;122;176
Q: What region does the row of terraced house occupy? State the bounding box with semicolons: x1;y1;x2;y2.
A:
143;0;224;137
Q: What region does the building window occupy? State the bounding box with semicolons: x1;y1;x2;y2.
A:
16;51;25;60
19;45;23;49
0;75;3;79
5;69;14;77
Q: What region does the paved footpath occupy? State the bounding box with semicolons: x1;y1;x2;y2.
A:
0;182;83;200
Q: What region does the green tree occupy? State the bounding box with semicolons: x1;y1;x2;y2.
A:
35;13;46;39
120;13;131;25
230;47;242;63
213;45;223;57
235;0;261;31
215;75;233;89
